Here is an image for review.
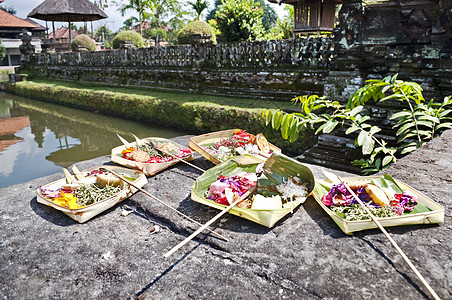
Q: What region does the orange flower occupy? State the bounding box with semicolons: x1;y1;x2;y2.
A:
121;147;135;155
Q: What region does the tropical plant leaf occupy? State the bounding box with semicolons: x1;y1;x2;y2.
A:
281;114;293;139
323;119;339;134
345;126;359;135
362;134;375;155
271;111;284;130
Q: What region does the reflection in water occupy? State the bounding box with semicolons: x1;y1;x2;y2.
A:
0;92;190;188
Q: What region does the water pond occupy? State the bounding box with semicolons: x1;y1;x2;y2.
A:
0;92;190;188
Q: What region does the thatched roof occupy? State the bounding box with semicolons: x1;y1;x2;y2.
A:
28;0;108;22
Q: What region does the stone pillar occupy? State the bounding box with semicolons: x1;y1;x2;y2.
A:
323;0;364;101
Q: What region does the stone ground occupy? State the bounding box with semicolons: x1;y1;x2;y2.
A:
0;133;451;300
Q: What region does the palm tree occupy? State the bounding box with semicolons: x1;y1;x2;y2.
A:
118;0;148;35
189;0;209;21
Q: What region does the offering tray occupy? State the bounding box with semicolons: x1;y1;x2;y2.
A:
189;129;280;165
111;137;193;176
312;176;444;234
191;153;314;228
37;165;147;223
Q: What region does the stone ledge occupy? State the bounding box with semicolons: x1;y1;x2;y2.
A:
0;133;450;299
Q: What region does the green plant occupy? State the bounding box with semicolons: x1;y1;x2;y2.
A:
112;30;145;49
215;0;265;42
0;39;5;60
144;28;167;40
263;75;452;174
189;0;209;21
71;34;96;52
177;20;216;44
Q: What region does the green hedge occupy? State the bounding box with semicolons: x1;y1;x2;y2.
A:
15;82;315;154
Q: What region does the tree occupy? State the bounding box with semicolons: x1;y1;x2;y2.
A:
95;25;115;43
254;0;276;32
117;0;149;35
206;0;222;21
189;0;209;21
207;0;276;32
216;0;265;42
94;0;109;9
0;5;16;15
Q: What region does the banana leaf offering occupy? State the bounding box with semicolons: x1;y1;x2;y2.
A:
189;129;280;165
111;135;193;176
37;165;147;223
312;175;444;234
191;153;315;227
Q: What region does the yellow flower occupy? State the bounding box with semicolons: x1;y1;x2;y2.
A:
53;191;85;209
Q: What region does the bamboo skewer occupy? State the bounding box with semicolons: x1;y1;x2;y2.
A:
323;170;440;300
163;186;257;258
100;168;228;242
149;140;206;173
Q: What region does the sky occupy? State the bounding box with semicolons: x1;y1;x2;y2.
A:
7;0;288;33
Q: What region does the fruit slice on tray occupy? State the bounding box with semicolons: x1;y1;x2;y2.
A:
189;129;280;165
37;165;147;223
111;134;194;176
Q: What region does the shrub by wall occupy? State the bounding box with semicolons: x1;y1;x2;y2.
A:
177;21;217;45
71;34;96;52
112;30;145;49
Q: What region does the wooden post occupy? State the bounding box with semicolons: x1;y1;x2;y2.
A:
52;21;56;42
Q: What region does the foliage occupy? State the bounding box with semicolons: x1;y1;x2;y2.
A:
206;0;223;21
144;28;167;40
207;0;275;32
189;0;209;21
95;26;115;43
112;30;145;48
116;0;149;34
208;19;221;36
94;0;109;9
263;75;452;174
254;0;277;33
71;34;96;52
265;17;292;40
215;0;265;42
0;39;5;61
0;5;16;15
177;21;216;44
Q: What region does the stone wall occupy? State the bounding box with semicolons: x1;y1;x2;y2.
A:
303;0;452;172
22;38;334;100
17;0;452;172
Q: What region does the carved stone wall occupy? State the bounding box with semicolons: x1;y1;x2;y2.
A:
22;38;334;100
306;0;452;172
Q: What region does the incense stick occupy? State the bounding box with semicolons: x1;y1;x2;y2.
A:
163;186;256;258
323;170;440;300
101;168;228;242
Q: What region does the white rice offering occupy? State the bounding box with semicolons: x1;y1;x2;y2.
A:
276;176;308;203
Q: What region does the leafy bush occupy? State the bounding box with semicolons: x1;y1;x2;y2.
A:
112;30;145;49
263;75;452;174
71;34;96;52
216;0;265;42
177;21;216;44
144;28;167;41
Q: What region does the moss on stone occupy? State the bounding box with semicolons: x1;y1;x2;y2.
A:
14;81;315;154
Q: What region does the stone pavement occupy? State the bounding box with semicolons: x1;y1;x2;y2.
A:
0;133;451;300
